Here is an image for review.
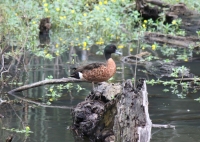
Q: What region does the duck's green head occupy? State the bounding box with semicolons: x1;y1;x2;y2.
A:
104;44;121;59
104;44;117;54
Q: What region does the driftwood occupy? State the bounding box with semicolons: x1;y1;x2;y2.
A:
8;78;85;93
144;32;200;48
71;79;175;141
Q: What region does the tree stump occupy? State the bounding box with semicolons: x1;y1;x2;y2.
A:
114;79;151;142
71;82;121;141
71;79;152;142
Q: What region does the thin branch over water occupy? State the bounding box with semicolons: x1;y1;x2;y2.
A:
8;77;85;93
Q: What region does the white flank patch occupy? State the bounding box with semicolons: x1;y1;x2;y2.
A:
78;72;84;80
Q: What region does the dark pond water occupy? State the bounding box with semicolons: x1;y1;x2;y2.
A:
1;47;200;142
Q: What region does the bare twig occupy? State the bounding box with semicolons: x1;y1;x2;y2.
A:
0;54;4;72
8;77;85;93
0;98;6;104
1;59;14;80
152;124;175;129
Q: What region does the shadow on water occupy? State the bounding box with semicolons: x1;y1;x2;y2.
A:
1;35;200;142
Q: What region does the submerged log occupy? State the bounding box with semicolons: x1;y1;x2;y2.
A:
71;79;152;142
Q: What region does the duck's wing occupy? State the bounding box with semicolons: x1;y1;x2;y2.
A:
73;62;106;72
70;62;106;79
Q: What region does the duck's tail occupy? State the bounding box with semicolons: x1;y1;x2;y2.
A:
70;67;82;79
70;72;79;79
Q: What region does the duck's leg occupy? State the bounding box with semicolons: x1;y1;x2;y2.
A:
92;82;95;90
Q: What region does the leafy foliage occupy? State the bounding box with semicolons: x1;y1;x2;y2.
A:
0;0;199;100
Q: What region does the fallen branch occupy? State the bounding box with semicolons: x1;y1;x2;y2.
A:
145;32;200;47
175;78;200;82
152;124;175;129
8;78;85;93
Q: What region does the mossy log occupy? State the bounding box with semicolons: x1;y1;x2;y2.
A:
71;79;152;142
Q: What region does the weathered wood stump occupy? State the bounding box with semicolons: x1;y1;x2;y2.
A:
114;79;151;142
71;82;121;141
71;79;152;142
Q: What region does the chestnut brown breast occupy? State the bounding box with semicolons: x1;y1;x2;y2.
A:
82;58;116;83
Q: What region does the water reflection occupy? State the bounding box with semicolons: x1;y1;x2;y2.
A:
1;37;200;142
